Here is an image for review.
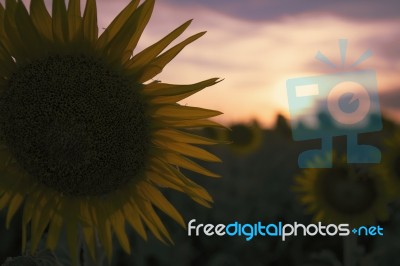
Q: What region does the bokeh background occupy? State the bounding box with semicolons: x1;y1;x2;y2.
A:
1;0;400;265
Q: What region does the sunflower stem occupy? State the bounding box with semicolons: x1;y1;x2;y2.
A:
343;235;357;266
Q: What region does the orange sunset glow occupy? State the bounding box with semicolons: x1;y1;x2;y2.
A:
44;0;400;126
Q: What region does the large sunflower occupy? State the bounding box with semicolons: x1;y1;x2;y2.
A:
0;0;223;263
293;155;390;227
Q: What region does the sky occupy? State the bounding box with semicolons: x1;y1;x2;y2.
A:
19;0;400;127
129;0;400;127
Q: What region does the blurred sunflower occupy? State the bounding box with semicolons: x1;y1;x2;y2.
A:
0;0;222;263
293;155;390;227
3;250;61;266
223;121;263;155
375;131;400;197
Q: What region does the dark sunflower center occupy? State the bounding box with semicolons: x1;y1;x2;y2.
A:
0;55;150;196
319;167;377;214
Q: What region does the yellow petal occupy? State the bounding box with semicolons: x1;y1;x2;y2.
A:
0;192;11;210
164;168;213;202
46;213;63;250
21;189;41;251
136;31;206;82
149;158;212;193
4;0;26;61
122;200;147;240
143;78;219;97
128;19;192;70
191;197;212;208
160;151;219;177
152;104;222;120
153;129;219;145
5;0;16;14
0;4;4;21
79;199;93;227
140;182;185;228
0;5;9;49
66;219;79;266
52;0;68;43
6;192;23;229
159;119;225;129
110;210;130;254
147;161;213;202
146;79;222;104
94;203;113;259
104;0;154;62
134;199;172;244
15;1;44;57
82;226;96;260
30;0;53;40
154;140;221;162
82;0;97;43
96;0;140;50
62;199;80;266
148;163;214;206
67;0;82;41
31;193;58;252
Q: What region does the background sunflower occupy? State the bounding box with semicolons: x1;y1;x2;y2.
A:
293;154;391;227
222;121;264;155
375;131;400;198
0;0;223;264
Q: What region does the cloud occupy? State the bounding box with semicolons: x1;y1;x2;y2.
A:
163;0;400;22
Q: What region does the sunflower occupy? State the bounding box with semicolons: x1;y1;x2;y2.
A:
293;155;390;227
0;0;223;263
375;131;400;197
223;121;263;155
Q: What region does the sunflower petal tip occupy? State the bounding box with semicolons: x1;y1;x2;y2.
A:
210;173;221;178
214;110;224;116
